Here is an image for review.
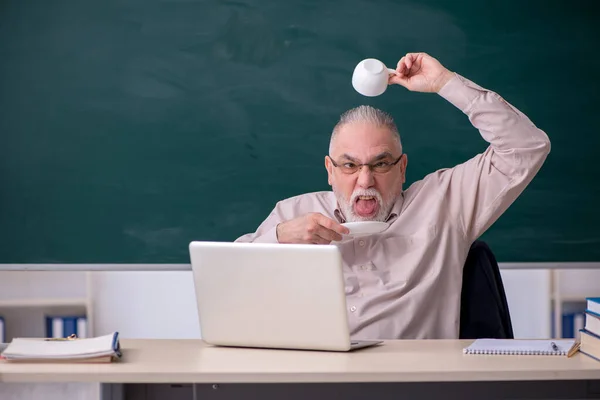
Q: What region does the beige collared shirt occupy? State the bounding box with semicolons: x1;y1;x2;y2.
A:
235;73;551;340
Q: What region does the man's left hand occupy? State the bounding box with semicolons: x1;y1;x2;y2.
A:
388;52;454;93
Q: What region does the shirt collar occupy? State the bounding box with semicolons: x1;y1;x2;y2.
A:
333;192;404;224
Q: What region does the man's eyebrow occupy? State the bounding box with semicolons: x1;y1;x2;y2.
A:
339;152;395;163
340;153;360;162
370;152;394;162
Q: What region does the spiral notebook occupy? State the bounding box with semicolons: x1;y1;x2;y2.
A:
463;339;575;356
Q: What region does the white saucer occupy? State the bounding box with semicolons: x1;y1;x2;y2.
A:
341;221;389;237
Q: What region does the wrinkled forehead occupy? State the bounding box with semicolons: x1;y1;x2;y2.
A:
331;122;402;160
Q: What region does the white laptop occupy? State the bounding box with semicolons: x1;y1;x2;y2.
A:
188;241;381;352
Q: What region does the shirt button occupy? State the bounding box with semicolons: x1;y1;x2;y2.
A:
350;306;357;312
358;240;365;247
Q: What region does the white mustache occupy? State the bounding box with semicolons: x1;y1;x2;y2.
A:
337;187;394;222
350;188;383;205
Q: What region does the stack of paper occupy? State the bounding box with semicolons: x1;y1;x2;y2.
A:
0;332;121;363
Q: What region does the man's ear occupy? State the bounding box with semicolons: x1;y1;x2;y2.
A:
324;156;334;186
401;154;408;184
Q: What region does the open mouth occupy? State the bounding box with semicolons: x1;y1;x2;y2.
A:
354;195;379;217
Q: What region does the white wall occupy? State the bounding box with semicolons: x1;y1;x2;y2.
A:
0;271;87;301
500;269;551;338
91;271;200;338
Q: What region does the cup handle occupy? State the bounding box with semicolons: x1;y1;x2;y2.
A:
387;68;396;74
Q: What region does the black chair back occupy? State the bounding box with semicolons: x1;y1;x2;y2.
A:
459;240;514;339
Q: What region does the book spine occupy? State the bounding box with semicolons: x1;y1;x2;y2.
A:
556;310;586;338
63;317;77;337
566;313;585;338
52;317;64;338
77;317;87;339
575;313;585;336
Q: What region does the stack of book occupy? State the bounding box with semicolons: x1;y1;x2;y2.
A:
0;332;121;363
579;297;600;361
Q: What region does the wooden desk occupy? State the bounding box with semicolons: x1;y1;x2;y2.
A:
2;339;600;399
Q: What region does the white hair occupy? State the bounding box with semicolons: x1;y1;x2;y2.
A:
329;105;402;155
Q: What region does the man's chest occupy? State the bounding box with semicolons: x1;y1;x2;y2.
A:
334;222;462;295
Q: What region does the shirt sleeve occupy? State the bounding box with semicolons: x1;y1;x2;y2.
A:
436;73;551;241
234;203;283;243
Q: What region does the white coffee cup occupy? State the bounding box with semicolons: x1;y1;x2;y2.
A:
352;58;396;97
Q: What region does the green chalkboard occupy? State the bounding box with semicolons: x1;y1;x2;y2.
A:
1;0;599;263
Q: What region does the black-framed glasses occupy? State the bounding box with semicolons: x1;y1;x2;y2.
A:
329;154;403;175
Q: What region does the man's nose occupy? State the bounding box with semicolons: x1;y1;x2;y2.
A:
356;166;375;188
